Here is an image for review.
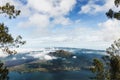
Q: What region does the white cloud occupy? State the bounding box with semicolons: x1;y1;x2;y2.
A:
22;57;26;59
12;0;78;40
0;50;8;58
98;19;120;42
17;0;77;28
12;57;17;60
27;0;76;17
19;13;50;28
2;0;119;50
53;16;72;25
80;0;115;14
0;0;16;6
0;0;77;28
21;26;110;49
44;55;53;60
24;19;120;50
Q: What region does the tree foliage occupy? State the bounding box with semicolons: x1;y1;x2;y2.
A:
91;0;120;80
0;3;26;55
0;62;9;80
91;39;120;80
114;0;120;7
106;0;120;20
90;58;105;80
0;3;20;19
0;3;25;80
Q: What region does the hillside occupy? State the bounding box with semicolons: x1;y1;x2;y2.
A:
2;47;105;72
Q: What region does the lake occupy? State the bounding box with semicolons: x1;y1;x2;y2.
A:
9;70;93;80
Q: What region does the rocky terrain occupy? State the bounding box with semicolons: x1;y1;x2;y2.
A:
4;48;105;73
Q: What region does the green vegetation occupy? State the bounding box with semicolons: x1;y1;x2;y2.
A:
91;0;120;80
0;3;25;55
0;3;25;80
106;0;120;20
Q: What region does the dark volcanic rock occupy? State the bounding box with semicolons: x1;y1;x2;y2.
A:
48;50;73;58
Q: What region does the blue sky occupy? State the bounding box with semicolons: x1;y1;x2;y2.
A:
1;0;120;50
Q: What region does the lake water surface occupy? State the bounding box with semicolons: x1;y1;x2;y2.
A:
9;70;93;80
